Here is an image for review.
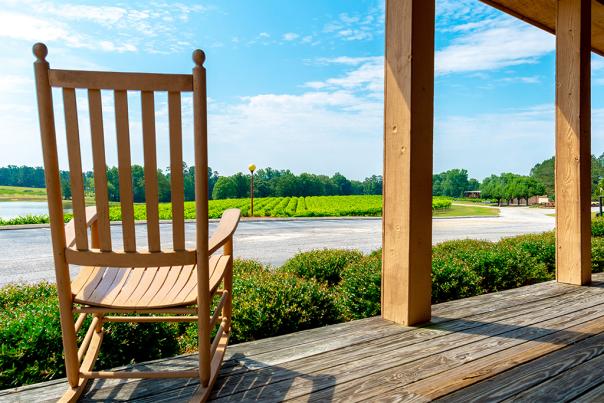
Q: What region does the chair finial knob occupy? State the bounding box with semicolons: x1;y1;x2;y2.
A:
192;49;206;67
33;43;48;61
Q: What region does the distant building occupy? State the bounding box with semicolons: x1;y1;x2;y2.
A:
510;195;550;206
463;190;481;199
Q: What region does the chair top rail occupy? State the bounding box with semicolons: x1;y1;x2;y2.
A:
65;248;197;268
48;69;193;92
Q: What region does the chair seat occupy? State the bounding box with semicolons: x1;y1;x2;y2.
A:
71;254;231;309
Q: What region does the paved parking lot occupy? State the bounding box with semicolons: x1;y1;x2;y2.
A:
0;206;559;286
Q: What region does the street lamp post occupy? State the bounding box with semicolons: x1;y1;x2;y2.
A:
248;164;256;217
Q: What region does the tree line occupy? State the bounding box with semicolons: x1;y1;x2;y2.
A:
212;168;383;199
0;165;382;201
14;153;604;203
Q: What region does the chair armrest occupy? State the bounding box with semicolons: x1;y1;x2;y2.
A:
65;206;98;248
208;208;241;255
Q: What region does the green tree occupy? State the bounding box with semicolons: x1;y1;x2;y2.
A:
332;172;352;195
433;169;473;197
212;177;238;199
362;175;382;195
60;172;71;199
131;165;145;203
157;169;171;202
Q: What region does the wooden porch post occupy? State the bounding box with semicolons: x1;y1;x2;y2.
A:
382;0;434;325
555;0;591;285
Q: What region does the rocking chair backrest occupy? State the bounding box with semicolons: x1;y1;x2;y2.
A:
33;43;209;272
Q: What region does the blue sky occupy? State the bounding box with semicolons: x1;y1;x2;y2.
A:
1;0;604;181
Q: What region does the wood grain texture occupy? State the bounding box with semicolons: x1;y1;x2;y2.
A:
33;44;80;387
62;88;88;251
65;248;196;268
141;90;161;252
88;89;112;252
49;69;193;91
555;0;592;285
168;91;185;251
478;0;604;57
440;329;604;401
114;89;136;252
382;0;434;325
208;209;241;254
64;206;97;249
6;274;604;402
193;51;212;386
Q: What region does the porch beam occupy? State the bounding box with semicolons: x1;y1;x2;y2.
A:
555;0;592;285
382;0;434;325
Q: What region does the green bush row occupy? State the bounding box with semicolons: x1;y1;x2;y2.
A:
4;232;604;389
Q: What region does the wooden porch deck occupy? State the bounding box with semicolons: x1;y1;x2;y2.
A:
5;273;604;402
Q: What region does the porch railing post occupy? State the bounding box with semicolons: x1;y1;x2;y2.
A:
382;0;435;325
555;0;592;285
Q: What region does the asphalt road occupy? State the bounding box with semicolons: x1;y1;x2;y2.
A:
0;206;559;286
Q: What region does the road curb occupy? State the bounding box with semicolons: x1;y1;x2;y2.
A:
0;214;505;231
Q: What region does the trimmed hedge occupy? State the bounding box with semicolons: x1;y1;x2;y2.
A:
5;233;604;389
337;254;382;320
593;217;604;237
280;249;363;285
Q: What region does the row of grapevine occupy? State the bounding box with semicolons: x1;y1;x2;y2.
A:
108;195;454;220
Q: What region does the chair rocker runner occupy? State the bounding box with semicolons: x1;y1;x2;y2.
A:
33;42;240;402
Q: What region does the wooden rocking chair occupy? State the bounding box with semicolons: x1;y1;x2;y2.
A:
33;43;240;402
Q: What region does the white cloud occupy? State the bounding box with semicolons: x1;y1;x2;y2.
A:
0;12;71;43
436;16;554;74
0;1;210;54
323;6;384;42
305;57;383;93
498;75;542;84
0;75;33;92
282;32;300;41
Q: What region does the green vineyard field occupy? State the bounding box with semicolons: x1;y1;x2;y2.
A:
107;195;452;220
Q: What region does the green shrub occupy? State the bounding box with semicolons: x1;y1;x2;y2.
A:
229;270;341;343
0;284;186;389
592;237;604;272
593;217;604;237
280;249;363;285
337;254;381;320
233;258;268;276
431;239;551;302
0;289;64;387
499;231;556;274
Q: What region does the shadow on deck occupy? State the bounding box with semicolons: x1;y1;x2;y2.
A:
4;273;604;402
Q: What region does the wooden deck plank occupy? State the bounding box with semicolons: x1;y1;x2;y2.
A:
216;282;598;384
437;322;604;402
4;275;604;402
572;380;604;402
214;285;604;401
503;349;604;402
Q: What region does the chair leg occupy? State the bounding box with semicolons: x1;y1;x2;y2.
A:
190;331;230;403
57;300;80;387
60;316;104;402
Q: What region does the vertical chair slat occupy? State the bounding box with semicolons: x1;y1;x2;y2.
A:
114;90;136;252
168;91;185;251
63;88;88;250
88;89;112;251
141;90;160;252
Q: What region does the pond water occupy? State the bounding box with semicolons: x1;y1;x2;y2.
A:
0;201;73;219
